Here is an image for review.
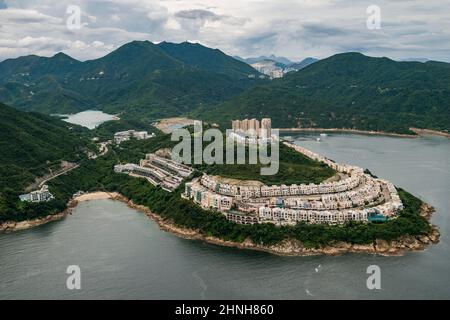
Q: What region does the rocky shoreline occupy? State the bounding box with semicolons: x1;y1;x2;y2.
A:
120;195;440;257
0;209;70;233
1;193;440;256
0;192;115;233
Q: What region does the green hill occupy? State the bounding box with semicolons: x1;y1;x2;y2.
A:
0;103;92;193
158;41;258;78
0;52;81;84
197;52;450;133
0;41;262;118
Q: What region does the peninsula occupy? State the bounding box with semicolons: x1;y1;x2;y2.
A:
1;117;440;256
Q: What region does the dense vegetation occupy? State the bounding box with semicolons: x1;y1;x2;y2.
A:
0;103;94;193
0;41;262;118
122;185;431;248
158;42;258;78
195;143;335;185
0;45;439;248
1;132;432;249
3;44;449;135
197;52;450;134
114;126;335;185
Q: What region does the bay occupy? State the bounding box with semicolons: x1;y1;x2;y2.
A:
1;133;449;299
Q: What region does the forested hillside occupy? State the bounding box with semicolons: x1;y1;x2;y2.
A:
198;52;450;133
0;41;262;118
0;103;92;194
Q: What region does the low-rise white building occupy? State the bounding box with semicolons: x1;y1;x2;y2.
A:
19;185;54;203
114;130;155;144
184;180;233;211
115;153;191;192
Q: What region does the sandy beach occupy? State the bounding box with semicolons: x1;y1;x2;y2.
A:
409;127;450;138
73;191;120;202
0;192;120;233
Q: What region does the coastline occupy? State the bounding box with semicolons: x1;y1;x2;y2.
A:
409;127;450;138
0;210;69;233
137;200;440;257
0;192;119;233
277;127;418;138
89;193;442;257
1;192;440;256
278;127;450;139
73;191;121;202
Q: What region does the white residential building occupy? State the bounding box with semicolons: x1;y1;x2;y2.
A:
114;130;155;144
19;185;54;203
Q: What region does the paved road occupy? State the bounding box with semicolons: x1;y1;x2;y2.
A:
38;163;80;188
36;141;110;189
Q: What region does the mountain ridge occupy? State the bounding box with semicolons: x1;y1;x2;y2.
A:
0;40;262;117
197;52;450;133
2;43;449;134
235;55;319;78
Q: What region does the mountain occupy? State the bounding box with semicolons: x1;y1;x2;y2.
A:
158;42;258;79
399;58;430;63
236;55;293;65
0;103;92;193
0;52;89;113
239;56;318;78
0;52;81;84
0;41;262;117
198;52;450;133
250;59;286;78
266;55;293;65
283;58;318;73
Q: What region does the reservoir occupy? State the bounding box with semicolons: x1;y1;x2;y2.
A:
60;110;117;129
1;133;449;299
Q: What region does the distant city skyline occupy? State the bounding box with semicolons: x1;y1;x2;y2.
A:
1;0;449;62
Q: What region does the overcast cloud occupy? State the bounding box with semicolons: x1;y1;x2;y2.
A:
0;0;449;62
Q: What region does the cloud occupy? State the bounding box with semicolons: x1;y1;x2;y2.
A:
175;9;222;21
0;8;62;24
0;0;449;62
301;23;346;37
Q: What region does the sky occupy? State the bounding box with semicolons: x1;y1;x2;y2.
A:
0;0;449;62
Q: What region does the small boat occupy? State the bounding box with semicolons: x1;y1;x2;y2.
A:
316;137;321;142
320;133;328;137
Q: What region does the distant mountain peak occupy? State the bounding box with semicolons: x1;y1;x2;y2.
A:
158;41;218;52
239;55;293;65
51;52;79;63
267;55;293;65
248;56;319;78
157;41;259;78
0;39;262;115
52;52;70;58
114;40;156;51
93;40;177;67
203;50;450;134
